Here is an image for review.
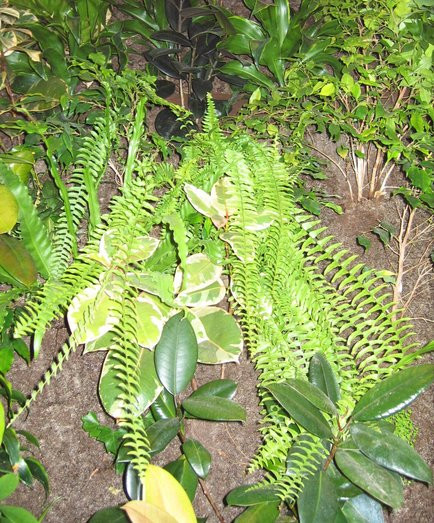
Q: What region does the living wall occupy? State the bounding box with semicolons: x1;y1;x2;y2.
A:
0;1;432;522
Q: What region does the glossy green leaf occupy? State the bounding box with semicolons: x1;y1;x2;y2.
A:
0;473;19;501
267;383;333;439
190;306;243;364
351;423;432;484
25;457;49;497
298;470;339;523
309;353;340;404
155;312;198;395
226;483;280;506
190;379;237;400
285;378;337;415
335;448;404;509
150;389;176;420
341;494;384;523
0;236;37;288
234;502;280;522
124;462;142;501
165;456;198;502
89;507;129;523
148;418;180;456
352;365;434;421
182;396;246;422
99;349;163;418
182;438;211;479
0;505;38;523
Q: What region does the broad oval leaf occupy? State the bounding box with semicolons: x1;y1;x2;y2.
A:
0;184;18;233
182;396;246;422
267;383;333;439
99;349;163;418
89;507;129;523
0;235;37;288
164;456;198;502
0;505;38;523
68;284;118;344
150;389;176;420
351;423;432;484
122;464;196;523
190;306;243;364
341;493;384;523
298;470;339;523
190;379;237;400
135;293;167;349
335;448;404;509
352;365;434;421
219;61;274;90
148;418;180;456
226;483;280;506
285;378;337;415
155;312;198;395
182;438;211;479
309;352;340;404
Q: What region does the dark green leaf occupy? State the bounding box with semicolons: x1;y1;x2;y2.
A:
165;456;198;502
150;389;176;420
2;428;20;465
17;457;33;485
341;494;384;523
226;483;280;506
298;470;339;523
124;462;142;500
182;396;246;422
0;473;19;501
352;365;434;421
309;352;340;404
335;448;403;509
155;79;176;98
182;438;211;479
89;507;129;523
25;457;49;497
152;30;192;47
234;502;280;522
351;423;432;484
190;379;237;400
155;312;198;395
16;430;39;449
267;383;333;439
154;109;197;139
219;61;274;90
356;235;371;252
148;418;180;456
285;378;337;415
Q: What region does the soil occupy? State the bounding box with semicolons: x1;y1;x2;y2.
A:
5;2;433;522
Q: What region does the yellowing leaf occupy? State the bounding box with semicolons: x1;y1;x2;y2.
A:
122;465;196;523
122;501;177;523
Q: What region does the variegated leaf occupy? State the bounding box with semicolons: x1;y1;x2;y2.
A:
126;271;174;305
175;280;225;307
189;307;243;364
96;229;160;267
136;293;169;349
99;349;163;419
67;284;118;344
174;253;222;294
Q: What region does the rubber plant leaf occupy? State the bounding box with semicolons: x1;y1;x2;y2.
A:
351;423;432;484
297;470;339;523
182;396;246;422
226;483;280;506
308;352;340;404
154;312;198;395
285;378;337;415
164;456;198;502
267;382;333;439
234;502;280;522
341;494;384;523
182;438;211;479
190;379;237;400
122;464;196;523
352;364;434;421
335;448;404;509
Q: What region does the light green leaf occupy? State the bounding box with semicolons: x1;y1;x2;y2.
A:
182;438;211;479
0;473;19;501
351;423;432;484
175;279;225;307
267;382;333;439
154;313;198;395
97;229;159;267
125;271;174;304
335;448;403;509
0;401;4;444
99;349;162;418
0;505;38;523
319;83;335;96
174;253;223;293
352;365;434;421
189;306;243;364
67;284;118;344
